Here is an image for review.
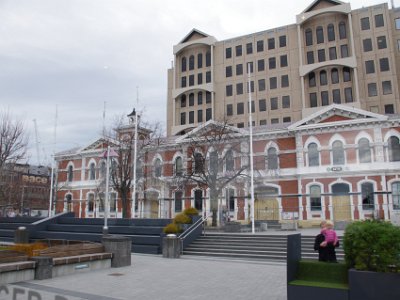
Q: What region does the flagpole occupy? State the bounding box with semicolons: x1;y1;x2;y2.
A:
104;145;110;233
48;105;58;217
247;62;255;234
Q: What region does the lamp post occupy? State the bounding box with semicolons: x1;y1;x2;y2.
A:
127;108;138;219
100;146;118;234
247;62;255;234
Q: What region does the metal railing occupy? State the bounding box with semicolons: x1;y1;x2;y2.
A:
180;213;210;254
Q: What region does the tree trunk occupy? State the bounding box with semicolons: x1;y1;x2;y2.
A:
210;188;219;227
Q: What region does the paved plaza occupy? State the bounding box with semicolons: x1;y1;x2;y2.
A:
3;254;287;300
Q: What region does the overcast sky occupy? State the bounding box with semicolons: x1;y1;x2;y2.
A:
0;0;390;165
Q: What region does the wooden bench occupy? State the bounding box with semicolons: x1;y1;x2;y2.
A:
32;242;106;258
0;250;28;264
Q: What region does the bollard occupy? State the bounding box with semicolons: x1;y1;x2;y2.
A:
31;256;53;280
162;234;181;258
14;226;30;244
102;236;132;267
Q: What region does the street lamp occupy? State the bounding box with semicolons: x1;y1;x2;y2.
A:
100;146;118;234
127;108;138;219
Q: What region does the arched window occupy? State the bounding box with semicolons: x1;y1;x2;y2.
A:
339;22;347;39
110;193;117;212
308;143;319;166
305;28;313;46
67;165;73;182
316;26;324;44
206;51;211;67
98;192;105;212
343;67;351;82
189;55;195;70
309;72;316;87
197;53;203;68
388;136;400;161
226;188;235;212
358;138;371;163
331;68;339;84
89;162;96;180
310;185;322;211
194;153;204;173
361;182;374;210
174;190;183;212
181;57;187;72
332;140;345;165
100;161;106;178
175;157;183;176
320;70;327;85
154;158;162;178
225;149;234;172
392;182;400;209
327;24;335;41
194;190;203;211
267;147;278;170
87;193;95;212
209;151;218;174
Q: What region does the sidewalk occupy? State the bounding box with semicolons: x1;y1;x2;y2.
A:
4;254;287;300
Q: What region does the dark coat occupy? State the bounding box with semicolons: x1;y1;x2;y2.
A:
314;233;339;262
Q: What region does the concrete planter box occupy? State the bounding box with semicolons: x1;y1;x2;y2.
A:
348;269;400;300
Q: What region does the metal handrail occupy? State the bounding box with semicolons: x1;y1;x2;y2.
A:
180;213;210;254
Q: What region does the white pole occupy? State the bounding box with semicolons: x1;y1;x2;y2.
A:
131;112;138;218
104;145;110;232
48;105;58;217
247;62;255;234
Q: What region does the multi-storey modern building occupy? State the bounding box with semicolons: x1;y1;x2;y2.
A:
167;0;400;136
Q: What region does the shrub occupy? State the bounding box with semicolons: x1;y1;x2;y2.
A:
173;213;192;224
163;223;181;234
183;207;199;216
343;220;400;273
10;243;48;257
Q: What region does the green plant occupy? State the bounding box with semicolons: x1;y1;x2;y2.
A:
173;213;192;224
163;223;181;234
10;243;48;257
343;220;400;273
183;207;199;216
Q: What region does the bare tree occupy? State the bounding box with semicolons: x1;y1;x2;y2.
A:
177;120;250;226
0;111;28;210
106;112;164;218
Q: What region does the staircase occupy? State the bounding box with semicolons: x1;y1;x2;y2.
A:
183;233;344;262
0;217;42;243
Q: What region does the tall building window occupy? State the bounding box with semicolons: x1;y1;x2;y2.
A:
316;26;324;44
257;59;265;71
206;51;211;66
258;79;266;91
392;182;400;209
280;55;288;67
67;165;73;182
309;72;316;87
380;58;389;72
382;81;392;95
318;49;326;62
385;104;394;114
181;95;186;107
361;17;370;30
180;112;186;125
194;190;203;211
226;104;233;116
363;38;373;52
310;185;322;211
331;68;339;84
189;55;195;70
375;14;384;27
308;143;319;166
310;92;317;107
226;66;232;77
305;28;313;46
174;191;182;212
226;47;232;59
307;51;314;64
197;73;203;85
189;111;194;124
343;67;351;82
269;77;277;89
340;45;349;58
197;53;203;68
344;87;353;102
237;102;244;115
333;89;341;104
226;188;235;212
236;64;243;75
358;138;371;163
259;99;266;112
339;22;346;39
269;57;276;69
327;24;335;41
321;91;329;106
365;60;375;74
246;42;253;54
181;57;187;72
175;157;183;176
198;92;203;105
181;76;186;88
236;83;243;95
197;110;203;122
267;147;278;170
282;96;290;109
362;182;374;210
270;97;278;110
279;35;286;47
206;108;212;121
235;45;242;56
189;74;194;86
332;140;345;165
388;136;400;161
257;40;264;52
368;83;377;97
226;85;233;97
268;38;275;49
206;71;211;83
377;36;387;49
320;70;327;85
281;75;289;88
329;47;337;60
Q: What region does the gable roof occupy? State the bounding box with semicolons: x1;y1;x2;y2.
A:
303;0;344;13
175;120;246;143
288;104;388;131
179;28;210;44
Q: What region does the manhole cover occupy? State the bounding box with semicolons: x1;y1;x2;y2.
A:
108;273;124;277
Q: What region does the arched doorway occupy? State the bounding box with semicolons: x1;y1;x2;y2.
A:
331;183;352;221
254;186;279;221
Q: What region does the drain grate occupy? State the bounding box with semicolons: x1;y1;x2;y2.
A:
108;273;125;277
